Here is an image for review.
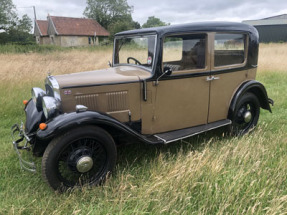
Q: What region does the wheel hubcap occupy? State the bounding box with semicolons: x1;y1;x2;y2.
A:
243;111;252;123
76;156;93;173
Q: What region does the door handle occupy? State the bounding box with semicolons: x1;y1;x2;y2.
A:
206;76;220;81
206;76;213;81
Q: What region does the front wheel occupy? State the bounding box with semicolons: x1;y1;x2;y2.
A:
230;93;260;136
42;126;117;191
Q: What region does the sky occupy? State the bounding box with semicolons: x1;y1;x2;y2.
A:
14;0;287;25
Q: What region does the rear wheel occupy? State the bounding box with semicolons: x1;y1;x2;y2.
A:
42;126;117;192
230;93;260;136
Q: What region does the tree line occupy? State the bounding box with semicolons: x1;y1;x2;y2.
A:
84;0;169;39
0;0;168;45
0;0;33;44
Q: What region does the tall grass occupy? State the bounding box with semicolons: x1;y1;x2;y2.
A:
0;48;113;84
0;43;286;214
258;43;287;73
0;44;113;54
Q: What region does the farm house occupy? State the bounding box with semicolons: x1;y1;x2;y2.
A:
34;16;110;47
243;14;287;43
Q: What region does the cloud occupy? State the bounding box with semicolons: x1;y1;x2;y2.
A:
15;0;86;20
13;0;287;25
127;0;287;24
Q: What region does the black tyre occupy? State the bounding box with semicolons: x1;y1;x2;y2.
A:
230;93;260;136
42;126;117;191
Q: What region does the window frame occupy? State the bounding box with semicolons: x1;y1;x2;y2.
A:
113;34;158;73
211;32;249;71
161;33;210;76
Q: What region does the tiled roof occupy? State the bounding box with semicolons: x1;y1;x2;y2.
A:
36;20;48;36
50;16;110;36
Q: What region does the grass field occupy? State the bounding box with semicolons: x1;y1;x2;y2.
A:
0;43;287;214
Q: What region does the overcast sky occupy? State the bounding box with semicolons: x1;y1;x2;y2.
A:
14;0;287;25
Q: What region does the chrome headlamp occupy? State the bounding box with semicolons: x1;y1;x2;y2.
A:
31;88;46;111
45;76;61;101
42;96;61;119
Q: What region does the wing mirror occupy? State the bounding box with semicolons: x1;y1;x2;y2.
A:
156;67;172;85
163;66;172;76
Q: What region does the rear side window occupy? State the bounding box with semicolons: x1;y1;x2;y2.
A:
163;34;206;72
214;34;246;67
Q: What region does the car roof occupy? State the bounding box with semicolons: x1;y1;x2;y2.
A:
115;21;258;37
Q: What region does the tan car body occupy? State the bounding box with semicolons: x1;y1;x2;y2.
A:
12;22;272;190
54;32;256;135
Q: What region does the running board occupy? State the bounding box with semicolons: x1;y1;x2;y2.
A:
154;119;231;144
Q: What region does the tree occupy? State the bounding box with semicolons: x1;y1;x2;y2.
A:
16;14;33;33
0;0;33;44
3;29;34;44
142;16;169;28
133;20;141;29
84;0;133;30
0;0;17;31
107;14;135;39
6;15;33;44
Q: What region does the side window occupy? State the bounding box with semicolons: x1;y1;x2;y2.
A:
214;33;246;67
163;34;206;72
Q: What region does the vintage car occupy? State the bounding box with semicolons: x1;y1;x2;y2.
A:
12;22;273;191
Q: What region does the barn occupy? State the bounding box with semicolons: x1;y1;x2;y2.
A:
243;14;287;43
34;16;110;47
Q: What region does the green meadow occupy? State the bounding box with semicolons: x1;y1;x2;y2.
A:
0;44;286;214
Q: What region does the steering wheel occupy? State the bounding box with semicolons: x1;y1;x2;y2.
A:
127;57;142;65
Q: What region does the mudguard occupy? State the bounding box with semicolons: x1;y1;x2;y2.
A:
228;80;273;119
24;99;45;133
36;111;163;145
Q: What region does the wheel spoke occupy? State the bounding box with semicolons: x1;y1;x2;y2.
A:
56;138;107;187
231;94;260;136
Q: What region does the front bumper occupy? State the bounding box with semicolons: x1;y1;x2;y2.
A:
11;123;36;173
268;98;274;106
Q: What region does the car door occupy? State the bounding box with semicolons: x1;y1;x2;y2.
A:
207;33;253;123
141;33;212;134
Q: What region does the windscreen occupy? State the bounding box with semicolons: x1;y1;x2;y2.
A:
114;35;157;70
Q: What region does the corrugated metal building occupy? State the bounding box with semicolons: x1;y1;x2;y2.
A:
243;14;287;43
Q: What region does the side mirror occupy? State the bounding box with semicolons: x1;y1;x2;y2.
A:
156;67;173;85
163;66;172;76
